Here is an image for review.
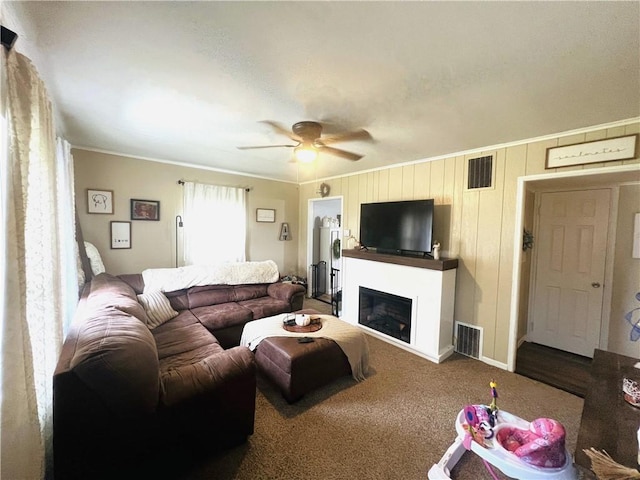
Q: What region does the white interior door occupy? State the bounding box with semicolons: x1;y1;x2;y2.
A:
529;189;611;357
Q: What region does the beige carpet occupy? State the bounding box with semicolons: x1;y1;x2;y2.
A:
165;330;590;480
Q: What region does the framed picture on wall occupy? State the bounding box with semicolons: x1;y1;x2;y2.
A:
545;134;638;169
87;189;114;214
110;221;131;249
256;208;276;223
130;199;160;221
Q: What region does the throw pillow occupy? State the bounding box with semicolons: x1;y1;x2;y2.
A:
137;290;178;329
84;241;106;275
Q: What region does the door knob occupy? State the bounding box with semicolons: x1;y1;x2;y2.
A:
591;282;601;288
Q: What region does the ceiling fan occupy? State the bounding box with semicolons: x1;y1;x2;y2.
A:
237;121;371;163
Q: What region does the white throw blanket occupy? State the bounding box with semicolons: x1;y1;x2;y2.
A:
142;260;280;293
240;314;370;381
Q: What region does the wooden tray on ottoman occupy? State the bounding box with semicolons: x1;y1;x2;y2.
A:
283;317;322;333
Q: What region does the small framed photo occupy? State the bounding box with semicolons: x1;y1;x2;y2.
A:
130;199;160;221
256;208;276;223
87;189;113;214
110;221;131;249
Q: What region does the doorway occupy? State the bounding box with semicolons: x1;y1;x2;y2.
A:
307;196;344;316
528;188;612;358
507;164;640;372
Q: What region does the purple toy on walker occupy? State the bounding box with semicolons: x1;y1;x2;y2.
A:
428;381;576;480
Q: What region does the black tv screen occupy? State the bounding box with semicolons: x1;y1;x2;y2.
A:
359;199;434;255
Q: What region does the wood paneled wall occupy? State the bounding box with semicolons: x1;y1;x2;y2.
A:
298;122;640;364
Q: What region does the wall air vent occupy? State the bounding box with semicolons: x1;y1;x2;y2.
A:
454;321;482;359
467;155;494;190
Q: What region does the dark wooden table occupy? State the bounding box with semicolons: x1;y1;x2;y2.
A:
575;349;640;470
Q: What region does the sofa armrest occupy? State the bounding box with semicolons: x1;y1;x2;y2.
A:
267;282;306;302
117;273;145;294
160;346;256;407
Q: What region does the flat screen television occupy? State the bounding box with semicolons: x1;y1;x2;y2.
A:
359;199;434;256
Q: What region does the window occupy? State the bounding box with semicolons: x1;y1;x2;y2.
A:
182;182;247;265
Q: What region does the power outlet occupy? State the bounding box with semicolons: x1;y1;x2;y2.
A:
343;229;350;237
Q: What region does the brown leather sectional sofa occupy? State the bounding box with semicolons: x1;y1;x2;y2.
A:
53;272;305;479
119;272;306;348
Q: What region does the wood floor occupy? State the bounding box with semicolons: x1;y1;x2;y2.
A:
302;296;333;314
515;341;592;397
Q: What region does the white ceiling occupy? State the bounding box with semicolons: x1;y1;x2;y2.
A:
4;1;639;183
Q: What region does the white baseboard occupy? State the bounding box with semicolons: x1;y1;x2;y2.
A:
481;355;509;371
362;329;451;364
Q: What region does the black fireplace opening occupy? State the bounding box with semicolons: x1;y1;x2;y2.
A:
359;286;412;343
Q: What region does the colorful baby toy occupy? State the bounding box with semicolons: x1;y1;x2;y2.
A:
428;380;576;480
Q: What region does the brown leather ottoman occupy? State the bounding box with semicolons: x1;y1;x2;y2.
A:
254;336;352;403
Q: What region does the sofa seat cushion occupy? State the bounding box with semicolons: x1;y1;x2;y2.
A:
239;297;291;319
152;310;220;359
191;303;253;331
158;346;255;408
158;342;225;373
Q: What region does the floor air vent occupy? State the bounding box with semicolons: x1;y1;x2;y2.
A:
455;322;482;359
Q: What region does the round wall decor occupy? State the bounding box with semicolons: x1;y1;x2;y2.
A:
332;238;341;258
319;182;330;197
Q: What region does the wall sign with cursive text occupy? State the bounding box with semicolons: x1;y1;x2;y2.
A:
546;134;638;169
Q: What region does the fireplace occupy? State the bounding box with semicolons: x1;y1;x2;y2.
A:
359;286;412;343
343;251;457;363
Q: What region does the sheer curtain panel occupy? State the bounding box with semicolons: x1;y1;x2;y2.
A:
182;182;247;265
1;49;78;479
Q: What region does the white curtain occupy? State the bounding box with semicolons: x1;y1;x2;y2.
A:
182;182;247;265
1;49;78;479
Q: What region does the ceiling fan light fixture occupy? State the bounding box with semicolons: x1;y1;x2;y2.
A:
294;144;318;163
238;120;369;163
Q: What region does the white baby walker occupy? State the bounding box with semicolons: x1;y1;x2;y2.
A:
428;382;576;480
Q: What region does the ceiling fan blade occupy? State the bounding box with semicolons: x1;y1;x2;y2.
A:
320;129;372;145
320;145;363;161
237;144;297;150
260;120;303;143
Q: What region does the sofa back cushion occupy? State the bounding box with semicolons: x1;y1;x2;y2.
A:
69;307;160;415
165;289;190;311
233;284;269;302
188;285;235;308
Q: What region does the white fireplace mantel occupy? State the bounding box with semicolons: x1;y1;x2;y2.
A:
341;250;457;363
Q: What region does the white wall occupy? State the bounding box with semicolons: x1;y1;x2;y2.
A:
610;184;640;357
74;149;300;276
